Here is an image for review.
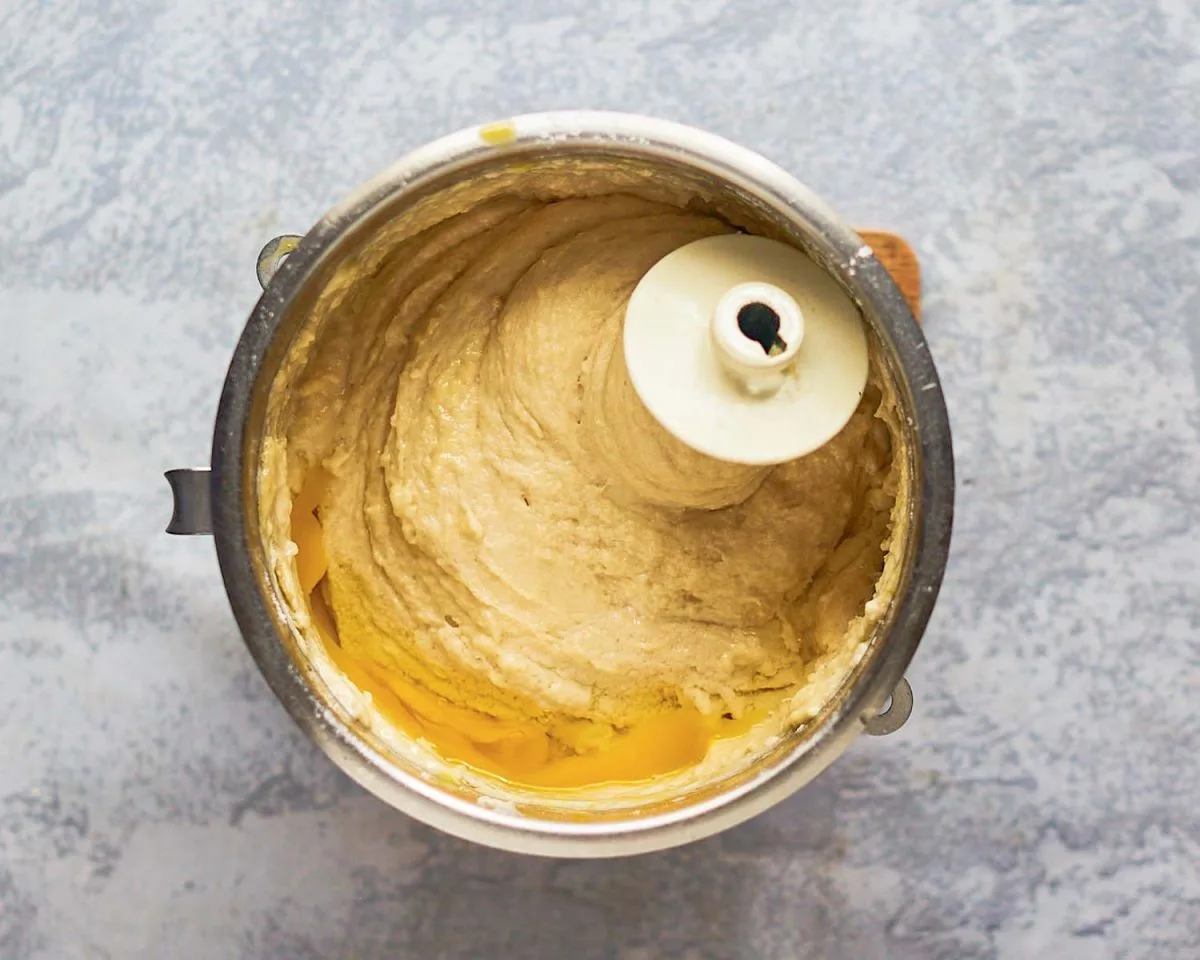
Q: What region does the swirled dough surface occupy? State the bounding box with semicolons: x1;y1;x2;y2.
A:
265;193;900;787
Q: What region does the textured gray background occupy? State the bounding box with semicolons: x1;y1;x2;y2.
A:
2;0;1198;957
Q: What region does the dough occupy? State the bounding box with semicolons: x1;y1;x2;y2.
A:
261;192;901;790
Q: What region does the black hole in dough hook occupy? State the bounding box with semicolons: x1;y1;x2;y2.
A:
737;302;787;355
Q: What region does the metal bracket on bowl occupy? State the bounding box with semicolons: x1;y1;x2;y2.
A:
862;677;913;736
256;234;303;290
164;468;214;535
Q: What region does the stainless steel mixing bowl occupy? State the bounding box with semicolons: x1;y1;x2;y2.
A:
166;111;953;857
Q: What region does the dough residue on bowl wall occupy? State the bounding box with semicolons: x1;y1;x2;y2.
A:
257;163;909;807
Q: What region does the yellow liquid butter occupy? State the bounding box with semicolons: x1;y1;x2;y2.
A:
290;470;760;790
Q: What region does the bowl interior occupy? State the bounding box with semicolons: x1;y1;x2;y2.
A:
234;139;926;835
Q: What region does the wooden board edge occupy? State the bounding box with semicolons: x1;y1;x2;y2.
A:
856;230;921;322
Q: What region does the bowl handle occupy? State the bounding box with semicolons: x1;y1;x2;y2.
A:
862;677;913;736
256;234;303;290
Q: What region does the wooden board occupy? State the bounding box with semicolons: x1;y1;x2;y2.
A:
858;230;920;321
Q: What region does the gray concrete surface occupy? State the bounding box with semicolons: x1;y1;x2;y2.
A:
2;1;1199;957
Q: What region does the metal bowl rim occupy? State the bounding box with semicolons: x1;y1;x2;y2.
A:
210;110;954;856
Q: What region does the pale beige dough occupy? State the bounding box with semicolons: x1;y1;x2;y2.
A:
265;191;901;764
